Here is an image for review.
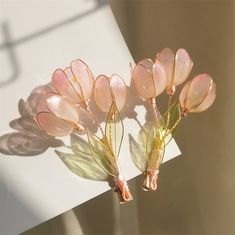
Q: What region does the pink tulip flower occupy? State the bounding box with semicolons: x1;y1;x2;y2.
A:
179;73;216;115
51;59;94;108
132;59;167;99
94;74;127;113
156;48;193;96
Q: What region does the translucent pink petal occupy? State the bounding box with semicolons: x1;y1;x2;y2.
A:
64;67;83;100
191;83;216;113
138;58;154;74
110;74;127;111
94;75;112;113
132;63;156;99
25;84;56;116
173;48;193;86
152;60;167;96
71;59;94;101
156;48;174;87
184;74;213;111
52;69;82;104
46;95;79;124
64;67;74;80
36;92;57;113
179;80;192;109
36;112;73;136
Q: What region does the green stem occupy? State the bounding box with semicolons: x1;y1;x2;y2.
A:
165;114;182;138
85;107;105;137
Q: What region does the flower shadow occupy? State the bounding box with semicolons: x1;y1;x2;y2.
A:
0;86;64;157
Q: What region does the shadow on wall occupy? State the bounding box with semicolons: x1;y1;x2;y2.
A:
110;1;235;235
0;0;108;156
0;0;107;88
0;23;20;87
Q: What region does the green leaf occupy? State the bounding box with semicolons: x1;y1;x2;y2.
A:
130;121;162;172
87;129;118;177
137;123;149;149
105;101;124;158
129;120;165;172
70;133;91;156
129;122;150;172
146;121;159;158
56;150;109;181
129;133;147;172
56;134;110;181
146;121;165;166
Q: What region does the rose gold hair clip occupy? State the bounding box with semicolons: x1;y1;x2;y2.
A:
35;60;132;203
132;48;216;191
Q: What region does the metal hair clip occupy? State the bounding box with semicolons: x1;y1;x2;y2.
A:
35;60;132;203
131;48;216;191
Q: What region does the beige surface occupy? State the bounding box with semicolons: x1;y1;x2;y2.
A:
22;0;235;235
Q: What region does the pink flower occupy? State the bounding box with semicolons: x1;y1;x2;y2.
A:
132;59;167;99
51;59;94;107
34;59;94;136
156;48;193;95
35;93;84;137
94;74;127;113
179;74;216;114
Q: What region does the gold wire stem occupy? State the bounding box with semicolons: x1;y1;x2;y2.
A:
143;110;183;192
85;106;105;137
149;98;162;124
166;95;172;127
144;96;183;192
165;114;183;137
